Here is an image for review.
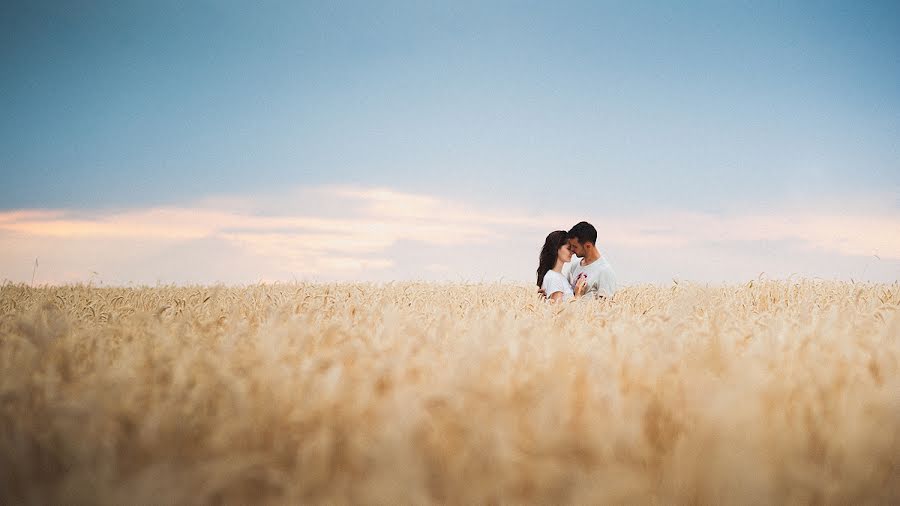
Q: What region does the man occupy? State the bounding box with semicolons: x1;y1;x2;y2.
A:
563;221;617;299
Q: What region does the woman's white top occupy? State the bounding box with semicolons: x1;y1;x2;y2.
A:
541;270;574;301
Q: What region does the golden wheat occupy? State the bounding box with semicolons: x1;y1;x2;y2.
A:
0;280;898;505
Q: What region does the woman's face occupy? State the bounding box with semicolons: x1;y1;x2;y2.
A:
557;243;572;263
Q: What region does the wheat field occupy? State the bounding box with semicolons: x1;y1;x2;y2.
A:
0;280;898;505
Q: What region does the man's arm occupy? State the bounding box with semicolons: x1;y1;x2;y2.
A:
596;266;616;298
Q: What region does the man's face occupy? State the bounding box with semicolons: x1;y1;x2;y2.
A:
568;237;585;257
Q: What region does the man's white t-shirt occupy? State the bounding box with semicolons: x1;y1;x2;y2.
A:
566;254;617;299
541;270;574;301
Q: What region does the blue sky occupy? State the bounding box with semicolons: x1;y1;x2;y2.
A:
1;1;898;284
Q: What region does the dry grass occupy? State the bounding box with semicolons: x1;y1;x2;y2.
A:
1;280;898;505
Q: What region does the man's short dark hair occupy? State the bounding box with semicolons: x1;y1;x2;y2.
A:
567;221;597;244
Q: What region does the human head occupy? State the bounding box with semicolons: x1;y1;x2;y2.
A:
567;221;597;257
536;230;571;287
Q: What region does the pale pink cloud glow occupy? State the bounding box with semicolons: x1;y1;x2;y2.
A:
0;185;897;285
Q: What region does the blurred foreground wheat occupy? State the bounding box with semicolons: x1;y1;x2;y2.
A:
1;281;898;505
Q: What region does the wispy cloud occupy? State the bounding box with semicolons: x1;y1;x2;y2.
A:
0;185;897;285
0;186;559;284
596;211;900;259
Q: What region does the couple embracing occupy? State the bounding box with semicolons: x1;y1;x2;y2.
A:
537;221;617;303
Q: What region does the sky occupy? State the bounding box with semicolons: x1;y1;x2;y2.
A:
1;0;898;285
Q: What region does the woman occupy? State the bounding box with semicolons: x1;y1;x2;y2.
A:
537;230;587;303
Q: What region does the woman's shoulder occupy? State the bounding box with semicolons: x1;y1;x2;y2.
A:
544;270;565;283
542;270;571;292
540;271;555;289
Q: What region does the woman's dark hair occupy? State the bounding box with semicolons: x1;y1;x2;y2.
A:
537;230;568;287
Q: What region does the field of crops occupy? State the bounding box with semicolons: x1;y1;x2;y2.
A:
1;281;898;504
